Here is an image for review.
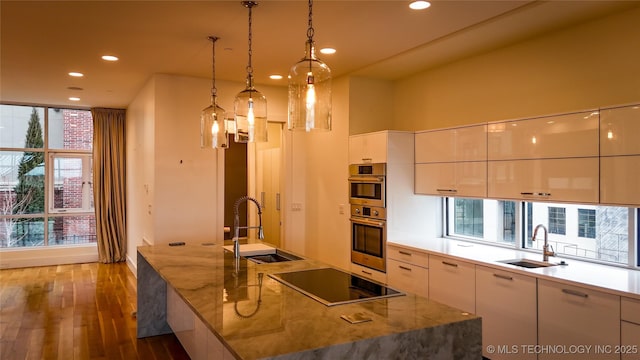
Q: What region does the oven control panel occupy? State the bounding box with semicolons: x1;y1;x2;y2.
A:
351;205;386;220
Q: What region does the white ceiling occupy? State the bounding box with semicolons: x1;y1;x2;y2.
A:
1;0;636;109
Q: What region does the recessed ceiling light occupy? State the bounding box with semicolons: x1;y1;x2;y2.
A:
320;48;336;55
101;55;119;61
69;97;81;101
409;1;431;10
68;72;84;77
269;75;283;80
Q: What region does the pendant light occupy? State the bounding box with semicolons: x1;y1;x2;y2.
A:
201;36;228;149
288;0;332;132
235;1;268;143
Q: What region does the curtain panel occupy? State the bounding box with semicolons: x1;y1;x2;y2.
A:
91;108;127;263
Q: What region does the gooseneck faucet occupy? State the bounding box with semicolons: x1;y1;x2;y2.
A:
232;196;264;259
532;224;555;262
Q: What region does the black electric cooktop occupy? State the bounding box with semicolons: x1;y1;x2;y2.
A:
268;267;404;306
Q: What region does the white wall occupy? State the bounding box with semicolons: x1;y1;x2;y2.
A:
393;5;640;131
125;74;289;272
282;76;351;270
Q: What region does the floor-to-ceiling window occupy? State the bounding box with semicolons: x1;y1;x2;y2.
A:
0;104;95;248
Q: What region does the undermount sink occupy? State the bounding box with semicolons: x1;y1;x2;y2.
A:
244;250;303;264
498;258;557;268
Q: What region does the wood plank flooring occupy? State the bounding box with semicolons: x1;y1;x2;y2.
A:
0;262;190;360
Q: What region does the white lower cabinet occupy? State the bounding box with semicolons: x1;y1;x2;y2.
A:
386;245;429;298
538;279;620;360
621;297;640;360
476;266;537;360
350;262;387;284
167;286;234;360
428;255;475;313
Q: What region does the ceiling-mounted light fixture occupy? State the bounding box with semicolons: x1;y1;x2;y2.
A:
201;36;228;149
288;0;332;132
235;1;267;143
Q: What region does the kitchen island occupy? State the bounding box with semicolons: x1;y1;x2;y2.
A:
136;243;481;359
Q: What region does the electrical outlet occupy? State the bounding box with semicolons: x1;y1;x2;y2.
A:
291;203;302;211
339;204;344;214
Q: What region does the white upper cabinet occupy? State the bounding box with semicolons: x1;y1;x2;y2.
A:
488;158;599;203
415;162;486;198
488;111;599;160
415;125;487;197
599;104;640;206
349;131;388;164
600;104;640;156
415;125;487;163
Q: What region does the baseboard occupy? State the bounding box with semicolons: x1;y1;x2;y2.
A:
0;245;99;269
126;253;137;278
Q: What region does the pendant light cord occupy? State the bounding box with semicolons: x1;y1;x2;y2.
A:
307;0;314;41
208;36;218;98
245;2;255;78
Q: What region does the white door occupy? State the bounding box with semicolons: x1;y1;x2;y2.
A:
256;123;282;247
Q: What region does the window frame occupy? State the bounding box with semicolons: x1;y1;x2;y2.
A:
48;152;94;214
444;196;639;269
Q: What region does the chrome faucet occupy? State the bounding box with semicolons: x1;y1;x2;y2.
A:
532;224;555;262
232;196;264;259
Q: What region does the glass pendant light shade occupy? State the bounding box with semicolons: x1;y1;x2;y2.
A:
201;97;228;149
200;36;228;149
234;82;267;142
288;0;332;132
234;1;268;143
288;39;332;131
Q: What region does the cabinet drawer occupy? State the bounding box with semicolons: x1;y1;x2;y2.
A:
621;297;640;324
350;263;387;284
387;245;429;267
387;259;428;298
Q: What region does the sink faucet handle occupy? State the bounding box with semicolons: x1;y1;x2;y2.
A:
258;226;264;240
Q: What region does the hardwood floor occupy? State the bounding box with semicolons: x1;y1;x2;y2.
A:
0;262;190;360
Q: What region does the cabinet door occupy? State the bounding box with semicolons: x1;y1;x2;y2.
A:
387;259;428;298
488;111;599;160
415;129;456;163
621;322;640;360
538;279;620;360
415;125;486;163
600;104;640;156
476;266;537;360
429;255;475;313
600;156;640;206
167;286;197;358
455;161;487;198
415;163;456;196
488;158;599;203
349;132;388;164
415;162;486;197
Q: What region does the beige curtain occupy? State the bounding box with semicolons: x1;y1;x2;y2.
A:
91;108;127;263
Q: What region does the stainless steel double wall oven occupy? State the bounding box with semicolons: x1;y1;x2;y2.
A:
348;163;387;273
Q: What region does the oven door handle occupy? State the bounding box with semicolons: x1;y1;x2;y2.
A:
350;217;385;227
348;176;384;183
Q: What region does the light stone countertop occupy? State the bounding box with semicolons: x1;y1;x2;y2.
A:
389;237;640;300
137;242;482;360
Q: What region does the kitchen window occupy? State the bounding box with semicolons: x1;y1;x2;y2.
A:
0;104;95;248
446;197;636;267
